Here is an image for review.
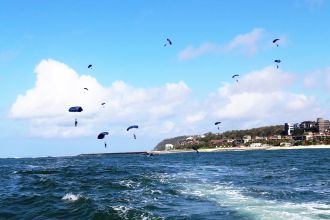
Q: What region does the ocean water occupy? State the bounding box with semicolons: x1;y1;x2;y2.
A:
0;149;329;219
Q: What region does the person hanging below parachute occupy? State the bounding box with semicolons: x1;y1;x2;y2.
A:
232;74;239;82
192;146;199;154
214;121;221;130
127;125;138;139
164;38;172;46
97;132;109;148
68;106;83;127
274;60;281;69
273;38;280;47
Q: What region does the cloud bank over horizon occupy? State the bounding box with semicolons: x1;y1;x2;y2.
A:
10;59;325;138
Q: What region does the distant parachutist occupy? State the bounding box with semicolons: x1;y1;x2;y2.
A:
88;64;92;69
274;60;281;69
273;38;280;47
164;38;172;46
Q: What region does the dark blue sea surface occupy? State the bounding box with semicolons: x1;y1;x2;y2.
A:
0;149;329;219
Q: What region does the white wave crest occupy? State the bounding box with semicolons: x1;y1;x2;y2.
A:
61;193;81;202
180;183;330;220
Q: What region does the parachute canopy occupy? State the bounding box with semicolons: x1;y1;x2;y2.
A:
232;74;239;78
101;102;106;106
214;122;221;125
274;60;281;63
127;125;139;131
167;38;172;45
273;39;280;43
69;106;83;112
97;132;109;139
88;64;92;69
84;88;88;91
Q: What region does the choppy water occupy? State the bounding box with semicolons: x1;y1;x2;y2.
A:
0;149;329;219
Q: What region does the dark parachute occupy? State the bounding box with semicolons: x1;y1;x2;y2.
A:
69;106;83;112
97;132;109;148
69;106;83;127
88;64;92;69
274;60;281;69
232;74;239;82
164;38;172;46
192;146;199;154
84;88;88;91
127;125;139;131
273;38;280;47
127;125;139;139
98;132;109;139
214;121;221;130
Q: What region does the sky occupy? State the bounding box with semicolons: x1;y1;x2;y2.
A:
1;0;330;157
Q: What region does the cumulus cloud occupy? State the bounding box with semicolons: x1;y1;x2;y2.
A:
178;28;267;61
303;67;330;89
10;59;192;138
10;59;325;138
207;66;321;127
225;28;265;56
178;43;219;61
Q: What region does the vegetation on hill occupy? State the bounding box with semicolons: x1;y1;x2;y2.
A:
154;125;284;150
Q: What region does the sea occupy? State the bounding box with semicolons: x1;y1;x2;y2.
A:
0;149;329;219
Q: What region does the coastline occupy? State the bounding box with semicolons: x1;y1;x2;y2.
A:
151;145;330;154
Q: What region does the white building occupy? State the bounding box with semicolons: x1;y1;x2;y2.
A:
165;144;174;150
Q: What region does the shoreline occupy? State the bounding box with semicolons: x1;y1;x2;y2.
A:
151;145;330;154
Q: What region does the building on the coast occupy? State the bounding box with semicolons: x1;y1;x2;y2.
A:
284;123;294;135
300;121;316;130
249;142;262;147
243;135;252;143
280;142;292;147
165;144;174;150
255;136;268;140
269;135;282;140
317;118;330;133
293;132;313;141
293;123;300;129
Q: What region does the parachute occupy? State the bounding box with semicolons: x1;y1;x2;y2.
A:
98;132;109;139
101;102;106;107
274;60;281;69
84;88;88;91
232;74;239;82
214;121;221;130
273;38;280;47
192;146;199;154
97;132;109;148
127;125;139;139
164;38;172;46
88;64;92;69
69;106;83;112
69;106;83;127
127;125;139;131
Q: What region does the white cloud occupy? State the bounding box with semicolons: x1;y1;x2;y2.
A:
303;67;330;89
10;59;192;138
10;59;326;138
225;28;265;56
207;66;322;126
178;28;268;61
178;43;218;61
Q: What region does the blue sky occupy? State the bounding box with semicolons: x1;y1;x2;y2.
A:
1;0;330;157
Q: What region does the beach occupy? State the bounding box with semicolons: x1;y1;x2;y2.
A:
151;145;330;154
